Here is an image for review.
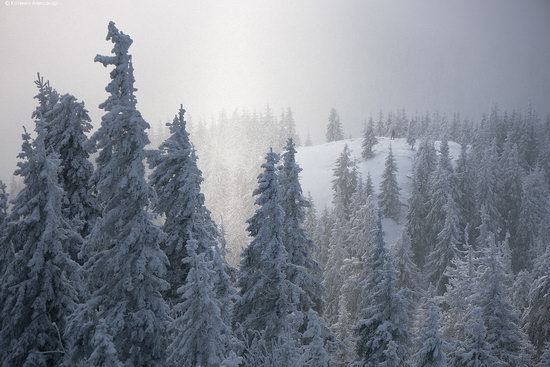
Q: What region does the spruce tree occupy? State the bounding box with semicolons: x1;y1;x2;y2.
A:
379;145;401;221
326;108;344;142
524;245;550;358
476;234;534;366
280;138;323;314
167;236;232;367
412;293;447;367
148;105;233;316
65;22;170;366
427;191;461;295
302;310;330;367
407;139;437;266
0;127;80;366
43;92;99;240
233;149;295;344
331;144;358;216
354;211;409;366
361;117;378;159
449;307;502;367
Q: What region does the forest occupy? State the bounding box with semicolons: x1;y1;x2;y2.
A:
0;21;549;367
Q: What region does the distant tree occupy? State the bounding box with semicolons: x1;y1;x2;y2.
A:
361;117;378;159
407;118;417;149
379;145;401;221
331;144;358;216
407;139;437;265
326;108;344;142
412;292;447;367
314;206;334;271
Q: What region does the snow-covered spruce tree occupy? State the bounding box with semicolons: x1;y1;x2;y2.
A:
279;138;323;314
516;167;549;271
454;143;476;245
303;192;317;244
476;234;534;366
43;92;99;241
412;292;447;367
495;139;522;257
449;306;502;367
392;227;421;313
427;191;461;295
379;145;401;221
354;211;409;366
65;22;170;366
0;128;80;366
148;104;234;321
475;140;501;236
279;107;300;147
407;139;437;266
407;118;417;149
233;149;296;344
302;310;330;367
365;171;374;197
314;206;333;271
512;270;532;314
326;107;344;142
347;179;374;259
361;117;378;159
524;245;550;358
332;144;358;217
167;235;232;367
425;139;454;257
322;198;348;326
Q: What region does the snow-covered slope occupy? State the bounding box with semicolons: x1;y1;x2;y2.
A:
297;137;461;246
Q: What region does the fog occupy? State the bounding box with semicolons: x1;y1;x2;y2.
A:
1;0;549;184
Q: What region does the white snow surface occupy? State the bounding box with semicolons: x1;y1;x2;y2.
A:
297;137;461;246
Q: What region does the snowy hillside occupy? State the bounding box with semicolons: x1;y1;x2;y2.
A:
297;137;461;246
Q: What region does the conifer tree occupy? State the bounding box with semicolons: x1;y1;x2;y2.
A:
407;139;437;266
427;192;461;295
361;117;378;159
393;227;421;311
354;211;409;366
233;149;295;344
537;342;550;367
412;293;447;367
326;108;344;142
365;172;374;197
449;307;502;367
516;167;549;271
524;245;550;358
65;22;170;366
149;105;233;316
322;203;348;326
280;138;323;314
167;236;232;367
302;310;330;367
379;145;401;221
332;144;358;216
476;234;533;366
314;206;333;271
0;127;80;366
43;92;98;240
303;192;317;242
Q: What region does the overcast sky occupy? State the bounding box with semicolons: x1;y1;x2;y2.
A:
1;0;549;184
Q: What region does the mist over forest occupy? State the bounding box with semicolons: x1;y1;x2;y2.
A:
1;1;550;366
